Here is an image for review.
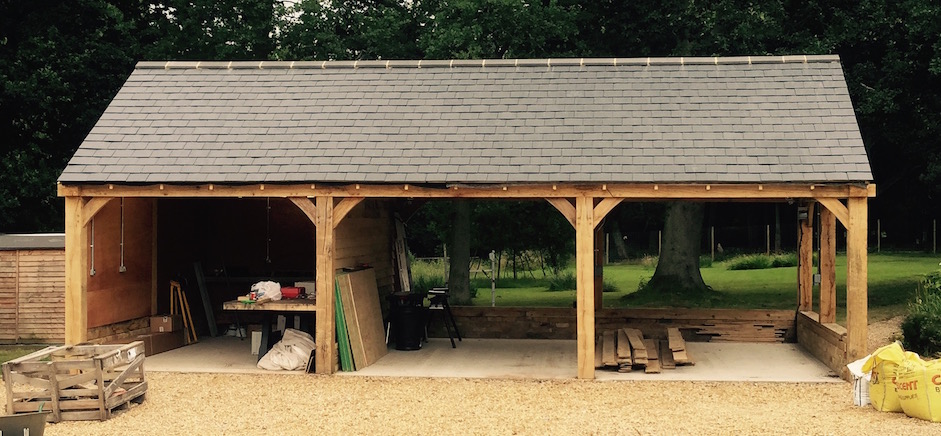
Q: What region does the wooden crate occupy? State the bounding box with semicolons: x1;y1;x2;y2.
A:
2;342;147;422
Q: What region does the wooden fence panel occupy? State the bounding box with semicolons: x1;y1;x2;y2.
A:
0;249;65;343
0;251;17;342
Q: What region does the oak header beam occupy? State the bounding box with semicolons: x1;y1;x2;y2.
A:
59;182;875;201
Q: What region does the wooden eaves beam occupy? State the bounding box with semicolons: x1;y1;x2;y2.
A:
58;182;876;200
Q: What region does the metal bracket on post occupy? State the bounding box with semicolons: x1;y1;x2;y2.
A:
89;218;96;276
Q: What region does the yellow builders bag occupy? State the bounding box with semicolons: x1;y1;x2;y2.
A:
863;342;906;412
896;356;941;422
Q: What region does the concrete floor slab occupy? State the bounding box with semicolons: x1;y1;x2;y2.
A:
146;336;840;382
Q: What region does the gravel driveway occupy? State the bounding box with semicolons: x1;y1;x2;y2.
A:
36;373;936;435
7;316;936;435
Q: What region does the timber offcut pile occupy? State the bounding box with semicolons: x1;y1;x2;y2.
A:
595;327;694;373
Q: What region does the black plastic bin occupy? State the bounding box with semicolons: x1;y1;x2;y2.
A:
388;292;426;351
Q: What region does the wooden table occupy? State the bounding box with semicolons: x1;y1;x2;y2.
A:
222;299;317;362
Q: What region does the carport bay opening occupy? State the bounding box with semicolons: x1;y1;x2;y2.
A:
58;182;871;380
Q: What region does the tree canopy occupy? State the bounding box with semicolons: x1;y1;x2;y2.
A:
1;0;938;253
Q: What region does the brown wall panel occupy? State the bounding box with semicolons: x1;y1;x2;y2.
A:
87;198;153;328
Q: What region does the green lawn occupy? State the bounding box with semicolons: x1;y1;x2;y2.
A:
464;252;939;321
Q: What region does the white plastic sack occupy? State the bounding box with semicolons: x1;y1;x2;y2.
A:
251;281;282;301
847;354;872;407
257;328;315;371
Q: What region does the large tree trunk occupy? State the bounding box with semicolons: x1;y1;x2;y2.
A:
448;199;472;304
645;202;709;294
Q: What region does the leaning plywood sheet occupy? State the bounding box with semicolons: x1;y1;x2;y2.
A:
337;268;388;370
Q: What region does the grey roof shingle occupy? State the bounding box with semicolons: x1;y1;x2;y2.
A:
59;56;873;185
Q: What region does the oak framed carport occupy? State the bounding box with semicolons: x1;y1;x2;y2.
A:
58;56;874;379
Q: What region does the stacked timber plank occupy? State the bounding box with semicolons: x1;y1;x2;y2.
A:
596;327;694;373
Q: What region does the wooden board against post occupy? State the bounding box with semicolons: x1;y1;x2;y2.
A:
575;196;595;379
64;196;88;344
151;199;159;316
336;268;388;370
846;197;868;362
819;207;837;323
315;196;337;374
192;262;218;337
798;202;815;311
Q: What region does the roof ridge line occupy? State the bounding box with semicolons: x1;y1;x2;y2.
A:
137;55;839;70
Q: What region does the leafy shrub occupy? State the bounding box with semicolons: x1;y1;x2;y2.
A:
547;272;577;291
639;255;658;269
602;280;619;293
410;258;446;293
726;254;773;270
412;272;445;294
901;271;941;357
725;253;798;270
699;255;713;268
770;252;798;268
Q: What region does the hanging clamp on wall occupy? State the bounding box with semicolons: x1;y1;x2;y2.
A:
89;218;96;276
797;205;810;221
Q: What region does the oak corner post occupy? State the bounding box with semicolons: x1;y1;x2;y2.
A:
314;196;337;374
64;196;89;344
797;202;815;311
846;197;869;361
575;196;595;379
819;207;837;324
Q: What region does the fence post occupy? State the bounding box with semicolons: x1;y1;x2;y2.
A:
766;224;770;255
605;233;610;264
934;219;937;254
710;226;715;261
876;219;880;253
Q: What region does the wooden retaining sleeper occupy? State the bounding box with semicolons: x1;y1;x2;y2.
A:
3;342;147;421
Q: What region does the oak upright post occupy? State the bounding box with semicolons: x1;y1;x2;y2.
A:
575;196;595;379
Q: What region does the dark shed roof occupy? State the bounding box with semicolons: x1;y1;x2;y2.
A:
0;233;65;250
59;56;872;185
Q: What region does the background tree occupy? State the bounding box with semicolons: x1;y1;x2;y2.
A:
0;0;138;231
276;0;421;60
140;0;277;60
3;0;941;285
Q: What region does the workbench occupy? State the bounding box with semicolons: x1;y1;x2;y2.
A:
222;299;317;362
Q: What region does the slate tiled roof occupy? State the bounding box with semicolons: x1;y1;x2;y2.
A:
59;56;872;185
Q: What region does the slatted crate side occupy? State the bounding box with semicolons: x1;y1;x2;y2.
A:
4;343;147;421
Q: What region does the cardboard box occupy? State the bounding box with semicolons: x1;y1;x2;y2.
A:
136;330;185;356
151;315;183;333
